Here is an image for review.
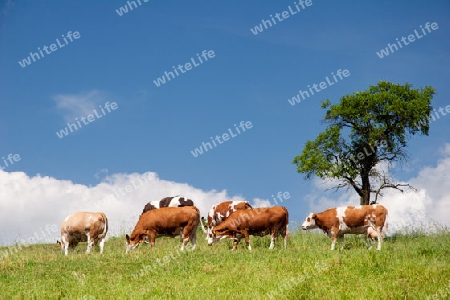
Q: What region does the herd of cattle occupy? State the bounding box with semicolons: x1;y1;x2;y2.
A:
56;195;388;255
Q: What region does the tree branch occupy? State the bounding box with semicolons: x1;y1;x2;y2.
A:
370;176;417;204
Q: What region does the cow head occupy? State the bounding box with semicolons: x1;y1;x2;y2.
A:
301;213;318;230
206;209;219;245
57;238;80;250
56;240;64;250
125;234;144;253
207;218;218;246
207;228;223;246
211;225;235;243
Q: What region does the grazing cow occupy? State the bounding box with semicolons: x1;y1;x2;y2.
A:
126;206;200;253
57;212;108;256
211;206;289;250
205;201;253;245
302;204;388;250
141;196;201;243
142;196;194;215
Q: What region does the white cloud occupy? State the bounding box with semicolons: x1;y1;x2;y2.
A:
302;143;450;234
0;170;237;247
251;198;271;208
94;168;109;180
53;90;108;123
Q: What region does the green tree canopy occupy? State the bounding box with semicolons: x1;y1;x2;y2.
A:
292;81;435;205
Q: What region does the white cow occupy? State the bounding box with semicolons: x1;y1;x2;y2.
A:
57;212;108;255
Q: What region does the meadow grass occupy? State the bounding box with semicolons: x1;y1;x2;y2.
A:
1;228;449;300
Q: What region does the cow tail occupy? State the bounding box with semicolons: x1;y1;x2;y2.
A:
197;208;207;234
285;208;290;238
199;216;207;234
99;213;108;239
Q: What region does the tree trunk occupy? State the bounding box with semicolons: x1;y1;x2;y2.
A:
360;172;371;205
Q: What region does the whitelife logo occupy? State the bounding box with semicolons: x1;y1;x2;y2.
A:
376;22;439;58
18;31;81;68
115;0;149;16
55;102;118;139
190;121;253;157
152;50;215;87
288;69;350;106
0;153;21;170
250;0;313;35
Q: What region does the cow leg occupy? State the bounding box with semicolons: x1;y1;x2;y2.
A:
338;235;345;250
99;238;105;254
376;227;382;250
269;233;276;250
149;233;156;249
190;228;197;251
367;232;376;250
62;236;70;256
86;234;94;254
244;232;251;251
63;238;69;256
232;235;242;251
330;230;337;250
180;238;188;251
180;227;190;251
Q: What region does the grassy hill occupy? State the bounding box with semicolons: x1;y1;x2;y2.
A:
1;229;449;299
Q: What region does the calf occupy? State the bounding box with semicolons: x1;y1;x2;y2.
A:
206;201;253;245
211;206;289;250
126;206;200;253
302;204;388;250
57;212;108;256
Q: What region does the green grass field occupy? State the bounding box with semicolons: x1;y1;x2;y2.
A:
1;228;449;300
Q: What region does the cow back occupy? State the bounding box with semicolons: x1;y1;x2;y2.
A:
207;201;252;227
341;205;388;228
215;206;288;232
142;196;195;215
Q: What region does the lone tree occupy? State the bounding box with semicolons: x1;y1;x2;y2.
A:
292;81;435;205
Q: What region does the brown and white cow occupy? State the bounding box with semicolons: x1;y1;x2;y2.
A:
301;204;388;250
141;196;202;243
205;201;253;245
211;206;289;250
57;212;108;256
141;196;194;215
126;206;200;253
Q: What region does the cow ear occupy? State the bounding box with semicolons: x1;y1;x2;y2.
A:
125;234;130;243
311;214;316;219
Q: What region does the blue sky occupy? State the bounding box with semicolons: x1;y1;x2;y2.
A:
0;0;449;246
